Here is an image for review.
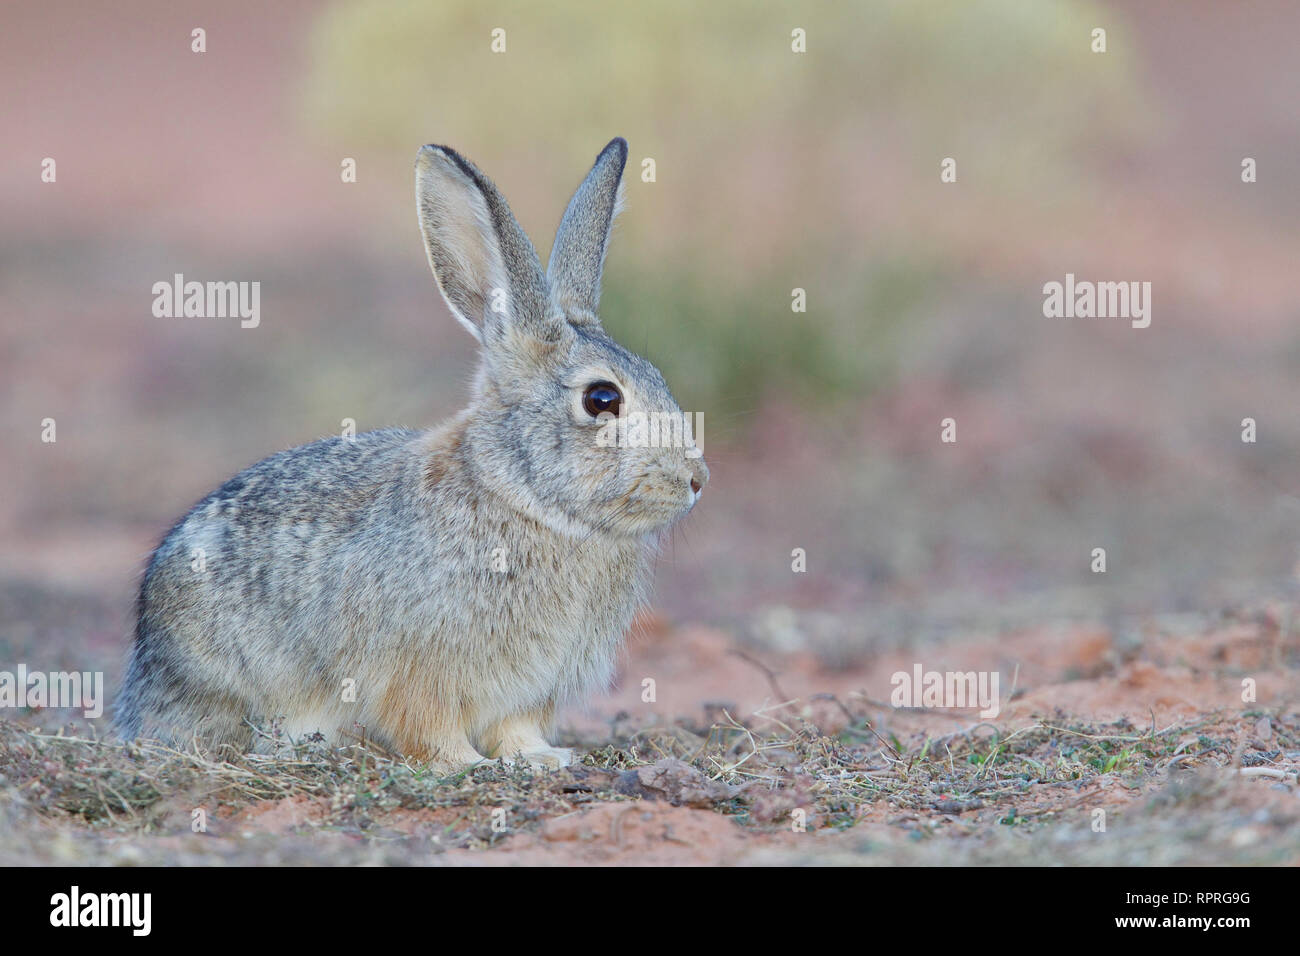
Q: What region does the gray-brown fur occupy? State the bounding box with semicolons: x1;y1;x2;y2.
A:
547;137;627;318
117;138;708;769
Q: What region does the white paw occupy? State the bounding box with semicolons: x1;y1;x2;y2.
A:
501;745;575;771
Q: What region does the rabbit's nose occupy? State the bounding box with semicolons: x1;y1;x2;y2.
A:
687;459;708;497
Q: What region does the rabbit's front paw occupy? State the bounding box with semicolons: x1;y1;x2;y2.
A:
502;745;575;771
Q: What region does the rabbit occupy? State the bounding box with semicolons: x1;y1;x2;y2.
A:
116;137;708;770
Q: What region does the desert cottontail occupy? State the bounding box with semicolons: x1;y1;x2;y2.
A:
116;138;708;769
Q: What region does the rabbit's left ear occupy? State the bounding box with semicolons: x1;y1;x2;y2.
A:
547;137;628;319
416;144;558;348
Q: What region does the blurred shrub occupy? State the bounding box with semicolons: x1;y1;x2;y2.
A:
302;0;1150;416
598;258;946;420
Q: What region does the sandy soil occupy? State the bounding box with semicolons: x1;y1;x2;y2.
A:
1;608;1295;866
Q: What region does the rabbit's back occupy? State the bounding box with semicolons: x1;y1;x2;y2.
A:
119;428;425;743
145;427;421;614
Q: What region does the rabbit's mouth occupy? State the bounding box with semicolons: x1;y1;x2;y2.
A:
600;468;706;535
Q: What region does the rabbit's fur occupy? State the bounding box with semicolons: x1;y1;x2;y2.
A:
117;138;708;769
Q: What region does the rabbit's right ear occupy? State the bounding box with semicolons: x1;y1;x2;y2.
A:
415;145;556;347
547;137;628;320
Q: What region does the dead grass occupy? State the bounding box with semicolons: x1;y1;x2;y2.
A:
2;693;1296;865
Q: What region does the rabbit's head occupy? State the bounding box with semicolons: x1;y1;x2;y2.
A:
415;138;707;539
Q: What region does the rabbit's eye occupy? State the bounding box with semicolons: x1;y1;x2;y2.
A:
582;381;623;417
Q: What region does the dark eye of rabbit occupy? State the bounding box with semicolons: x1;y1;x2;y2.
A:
582;382;623;417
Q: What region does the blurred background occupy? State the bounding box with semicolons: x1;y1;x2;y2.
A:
2;0;1298;712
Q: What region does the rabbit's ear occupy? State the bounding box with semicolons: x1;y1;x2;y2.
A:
416;145;557;346
547;137;628;319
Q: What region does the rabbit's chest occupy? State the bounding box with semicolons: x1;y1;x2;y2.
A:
453;533;652;698
483;535;647;636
